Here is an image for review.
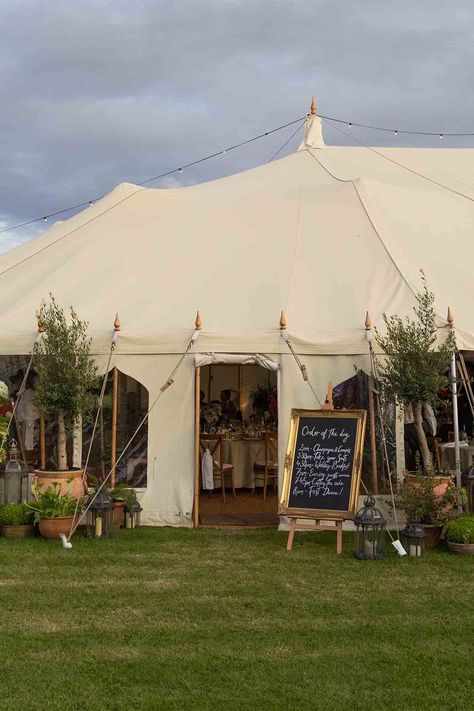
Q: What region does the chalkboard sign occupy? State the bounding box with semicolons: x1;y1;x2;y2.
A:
279;409;367;520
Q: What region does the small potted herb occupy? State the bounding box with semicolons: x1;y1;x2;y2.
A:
0;503;35;539
28;483;81;540
445;515;474;555
110;485;138;530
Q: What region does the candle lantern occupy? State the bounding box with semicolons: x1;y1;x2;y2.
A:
124;500;142;529
86;488;114;539
0;440;30;505
354;495;386;560
401;518;426;557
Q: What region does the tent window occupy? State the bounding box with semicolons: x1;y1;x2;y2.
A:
82;370;149;488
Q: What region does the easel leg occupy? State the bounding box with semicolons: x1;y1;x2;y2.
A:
336;521;343;555
286;518;296;552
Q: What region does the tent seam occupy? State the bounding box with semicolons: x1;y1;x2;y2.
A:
305;149;419;302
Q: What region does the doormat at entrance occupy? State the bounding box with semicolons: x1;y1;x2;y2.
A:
199;512;279;527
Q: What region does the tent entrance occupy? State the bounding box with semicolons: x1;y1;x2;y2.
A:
193;357;279;527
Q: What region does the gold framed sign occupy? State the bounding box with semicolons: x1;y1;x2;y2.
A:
279;409;367;520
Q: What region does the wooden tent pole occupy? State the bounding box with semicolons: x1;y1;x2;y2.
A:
193;366;201;528
110;367;118;488
368;375;379;495
39;415;46;469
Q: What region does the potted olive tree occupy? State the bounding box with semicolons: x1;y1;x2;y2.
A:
33;297;98;496
376;275;455;480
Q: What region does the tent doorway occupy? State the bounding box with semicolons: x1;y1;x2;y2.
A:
193;358;279;527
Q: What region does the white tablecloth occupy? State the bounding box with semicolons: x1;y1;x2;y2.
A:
202;438;267;488
440;442;474;474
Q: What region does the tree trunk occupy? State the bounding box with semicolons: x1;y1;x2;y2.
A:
413;403;432;474
57;410;68;471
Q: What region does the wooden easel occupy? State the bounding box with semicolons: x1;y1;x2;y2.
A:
286;517;343;554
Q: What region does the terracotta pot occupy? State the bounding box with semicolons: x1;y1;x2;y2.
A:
447;541;474;555
34;469;86;498
404;473;453;497
113;501;125;531
1;524;35;539
38;516;75;540
424;524;444;549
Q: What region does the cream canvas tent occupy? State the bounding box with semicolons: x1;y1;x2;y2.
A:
1;109;474;525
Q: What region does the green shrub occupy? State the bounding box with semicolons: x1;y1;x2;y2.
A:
27;483;81;523
0;503;34;526
445;515;474;544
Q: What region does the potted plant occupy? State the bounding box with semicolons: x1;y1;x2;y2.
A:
375;275;455;477
28;482;81;540
445;514;474;554
110;485;138;530
394;477;459;548
0;503;35;539
33;296;98;496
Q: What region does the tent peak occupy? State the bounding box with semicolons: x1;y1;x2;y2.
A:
298;97;325;151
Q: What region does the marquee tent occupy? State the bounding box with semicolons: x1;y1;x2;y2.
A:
1;110;473;525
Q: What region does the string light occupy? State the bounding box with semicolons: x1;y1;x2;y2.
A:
1;108;473;238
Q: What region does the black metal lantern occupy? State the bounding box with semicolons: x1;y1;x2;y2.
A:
86;488;114;539
0;440;30;505
354;495;386;560
401;518;426;557
124;500;142;529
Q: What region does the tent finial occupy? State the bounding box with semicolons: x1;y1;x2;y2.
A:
447;307;454;327
365;311;372;330
37;305;45;333
195;310;202;330
310;96;317;115
114;313;121;331
279;310;287;330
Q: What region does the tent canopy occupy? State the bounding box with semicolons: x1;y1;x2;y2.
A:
0;115;473;355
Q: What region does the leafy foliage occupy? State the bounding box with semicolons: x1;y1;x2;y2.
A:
33;296;99;469
0;503;34;526
110;484;138;512
394;478;459;526
445;514;474;544
27;482;81;523
375;275;455;410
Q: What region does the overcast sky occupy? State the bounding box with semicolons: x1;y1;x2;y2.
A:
0;0;472;252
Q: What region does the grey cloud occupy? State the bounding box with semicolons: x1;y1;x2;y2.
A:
0;0;473;249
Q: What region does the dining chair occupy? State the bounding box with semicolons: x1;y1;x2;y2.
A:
200;435;236;502
253;434;278;500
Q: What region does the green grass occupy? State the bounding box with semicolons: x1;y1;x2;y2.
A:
0;528;472;711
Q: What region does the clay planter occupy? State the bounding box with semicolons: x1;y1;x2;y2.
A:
447;541;474;555
403;473;453;497
38;516;75;540
1;524;35;539
35;469;86;498
113;502;125;531
424;524;444;549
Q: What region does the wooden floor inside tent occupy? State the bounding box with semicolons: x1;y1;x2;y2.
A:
198;490;279;527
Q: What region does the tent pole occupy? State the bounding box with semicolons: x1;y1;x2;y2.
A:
193;366;201;528
368;376;379;494
111;367;118;488
39;415;46;469
451;351;462;490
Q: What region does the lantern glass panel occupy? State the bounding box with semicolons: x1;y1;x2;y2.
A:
401;520;426;557
0;441;30;505
86;490;114;539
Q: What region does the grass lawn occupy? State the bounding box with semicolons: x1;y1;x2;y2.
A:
0;527;473;711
